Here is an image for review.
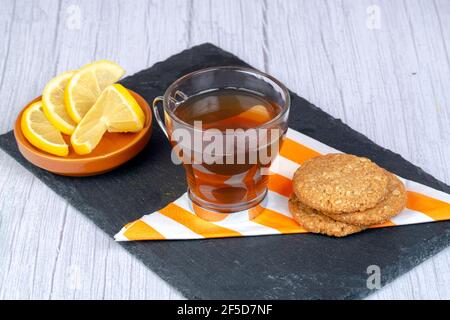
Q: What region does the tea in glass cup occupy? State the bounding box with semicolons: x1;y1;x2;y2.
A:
153;67;290;214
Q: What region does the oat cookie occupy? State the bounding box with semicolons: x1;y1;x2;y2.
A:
288;193;366;237
293;154;389;213
323;173;407;226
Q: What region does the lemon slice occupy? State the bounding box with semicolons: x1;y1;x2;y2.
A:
71;84;145;155
65;60;125;123
237;104;272;123
21;101;69;157
42;71;77;135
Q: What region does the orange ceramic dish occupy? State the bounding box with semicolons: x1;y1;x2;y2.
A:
14;90;152;176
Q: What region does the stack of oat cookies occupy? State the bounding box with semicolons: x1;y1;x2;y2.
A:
289;154;407;237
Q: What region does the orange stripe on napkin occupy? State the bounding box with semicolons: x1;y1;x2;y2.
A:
407;191;450;221
267;173;293;198
280;138;321;164
159;203;242;238
124;220;165;240
370;220;396;228
251;206;307;234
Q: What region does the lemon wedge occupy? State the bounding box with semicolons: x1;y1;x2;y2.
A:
71;84;144;155
21;101;69;157
42;70;77;135
65;60;125;123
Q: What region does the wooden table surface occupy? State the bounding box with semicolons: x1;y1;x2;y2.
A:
1;0;450;299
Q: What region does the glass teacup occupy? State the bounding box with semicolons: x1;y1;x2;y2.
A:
153;67;290;214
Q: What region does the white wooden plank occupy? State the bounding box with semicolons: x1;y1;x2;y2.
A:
189;0;267;71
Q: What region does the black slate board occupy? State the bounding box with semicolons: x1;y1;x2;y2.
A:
1;43;450;300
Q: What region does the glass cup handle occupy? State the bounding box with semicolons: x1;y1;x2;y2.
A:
152;96;168;139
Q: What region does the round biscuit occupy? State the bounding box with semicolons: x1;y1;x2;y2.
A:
289;193;366;237
323;173;407;226
293;154;389;213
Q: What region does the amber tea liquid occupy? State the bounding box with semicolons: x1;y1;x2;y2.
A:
171;89;284;212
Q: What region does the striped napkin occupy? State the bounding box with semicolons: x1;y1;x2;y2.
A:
115;128;450;241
